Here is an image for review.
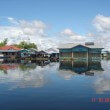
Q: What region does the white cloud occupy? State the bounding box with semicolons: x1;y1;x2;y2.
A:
92;14;110;50
58;69;75;80
0;17;58;50
60;28;86;43
93;14;110;32
19;20;46;35
94;60;110;94
0;62;58;89
59;15;110;50
61;28;75;36
95;76;110;94
8;17;19;25
0;15;110;51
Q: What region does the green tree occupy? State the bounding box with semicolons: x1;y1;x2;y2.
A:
17;41;37;49
0;38;8;47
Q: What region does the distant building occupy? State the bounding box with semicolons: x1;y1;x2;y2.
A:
59;42;104;60
50;53;59;61
18;49;30;58
0;45;51;60
18;48;38;58
37;51;49;58
45;48;59;61
102;51;110;58
0;45;21;59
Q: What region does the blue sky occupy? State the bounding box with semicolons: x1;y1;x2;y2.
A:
0;0;110;34
0;0;110;50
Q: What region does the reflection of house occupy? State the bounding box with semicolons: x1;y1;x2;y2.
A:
59;60;103;75
0;62;49;88
0;64;18;70
0;63;19;74
59;42;103;60
36;60;50;67
0;45;21;59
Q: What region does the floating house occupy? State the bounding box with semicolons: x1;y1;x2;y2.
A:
0;45;21;59
45;48;59;61
50;53;59;58
0;46;39;59
59;42;104;60
18;49;30;58
18;48;38;58
28;48;38;58
0;45;58;60
37;51;49;58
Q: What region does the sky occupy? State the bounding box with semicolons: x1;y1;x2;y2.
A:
0;0;110;50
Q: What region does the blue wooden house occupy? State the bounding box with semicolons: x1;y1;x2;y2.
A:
18;49;38;58
59;42;104;60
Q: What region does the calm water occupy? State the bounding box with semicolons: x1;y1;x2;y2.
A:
0;59;110;110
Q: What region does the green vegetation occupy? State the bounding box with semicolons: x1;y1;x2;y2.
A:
0;38;8;47
0;38;37;49
16;41;37;49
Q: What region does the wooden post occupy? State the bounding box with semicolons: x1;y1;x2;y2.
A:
72;52;74;60
72;60;74;67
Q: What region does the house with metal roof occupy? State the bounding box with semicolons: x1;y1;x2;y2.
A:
0;46;38;59
58;42;104;60
37;50;49;58
0;45;21;50
0;45;21;59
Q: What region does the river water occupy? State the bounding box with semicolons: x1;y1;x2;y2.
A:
0;59;110;110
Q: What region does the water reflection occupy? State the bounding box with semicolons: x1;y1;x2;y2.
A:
58;60;104;80
59;60;103;75
1;59;110;94
59;59;110;94
1;59;110;109
94;60;110;93
0;60;55;89
95;76;110;94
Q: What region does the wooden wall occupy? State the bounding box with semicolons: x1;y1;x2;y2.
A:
60;52;72;57
73;52;87;58
88;53;101;58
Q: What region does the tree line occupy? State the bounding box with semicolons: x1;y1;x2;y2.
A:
0;38;37;49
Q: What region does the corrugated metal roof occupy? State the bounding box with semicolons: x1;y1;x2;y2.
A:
39;50;48;54
45;48;59;54
28;48;38;52
58;42;104;49
0;45;21;50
